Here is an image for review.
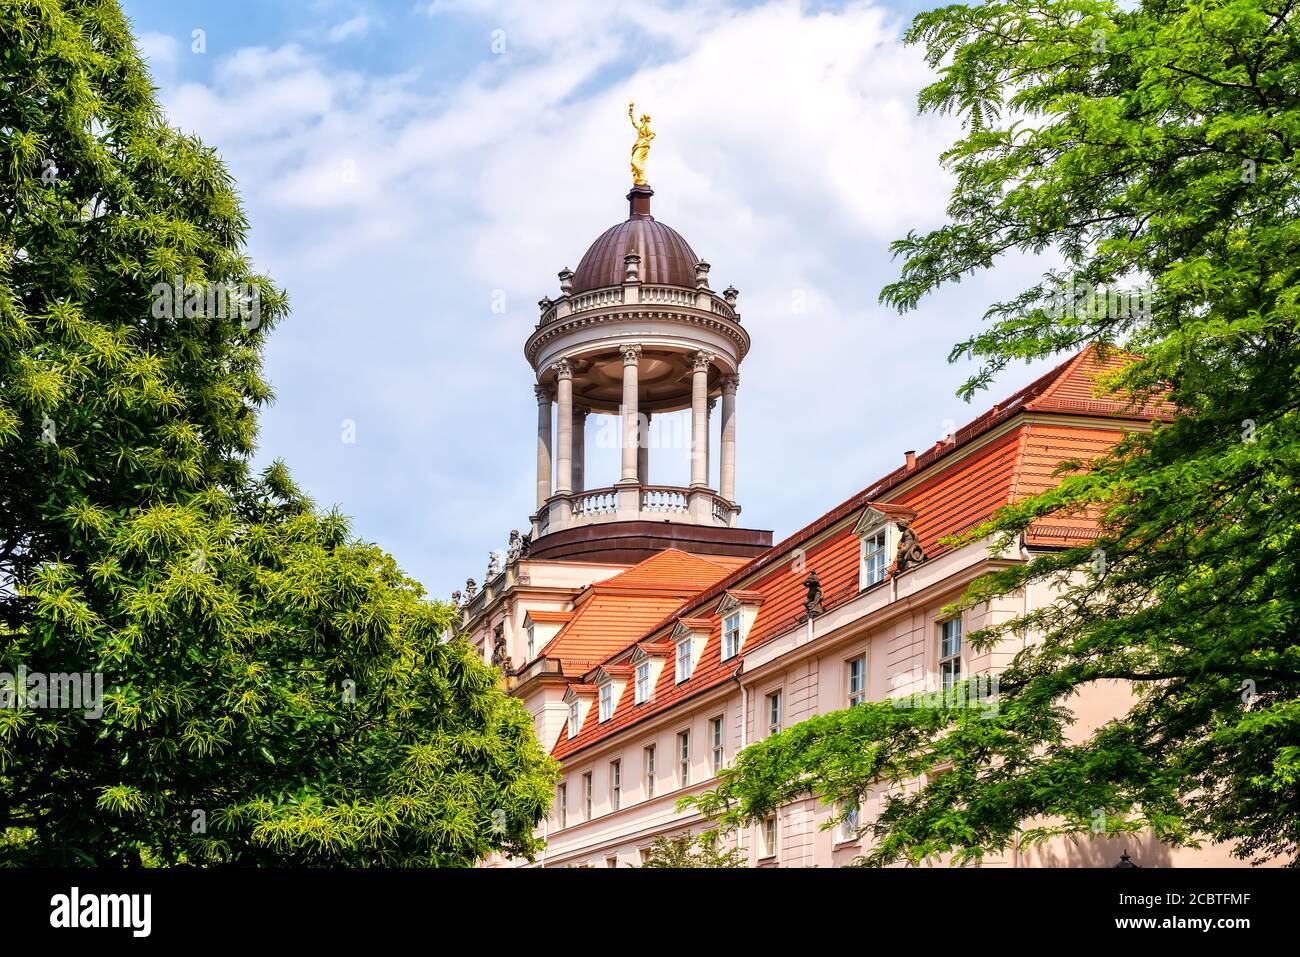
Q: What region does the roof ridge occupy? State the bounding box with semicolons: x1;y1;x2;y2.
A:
565;346;1110;672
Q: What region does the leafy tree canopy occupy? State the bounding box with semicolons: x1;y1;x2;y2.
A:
0;0;555;865
690;0;1300;866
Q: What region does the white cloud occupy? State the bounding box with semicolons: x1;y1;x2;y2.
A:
147;0;1054;597
136;31;178;69
328;15;371;43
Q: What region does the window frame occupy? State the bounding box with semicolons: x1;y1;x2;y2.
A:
526;623;535;660
861;526;889;588
675;635;694;683
710;715;724;773
677;729;690;786
766;690;782;736
634;660;651;704
760;815;778;859
567;700;581;739
558;782;568;828
644;744;656;799
847;654;867;707
610;759;621;811
598;681;613;722
837;799;860;843
582;771;593;821
722;611;742;660
939;617;962;690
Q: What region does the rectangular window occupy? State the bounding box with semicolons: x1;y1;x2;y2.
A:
862;528;888;586
610;759;621;811
635;661;651;703
644;745;656;799
526;624;535;660
847;655;867;706
599;682;613;722
675;637;694;683
767;691;782;736
677;730;690;786
722;612;742;660
838;800;860;843
638;847;652;865
558;782;567;829
710;716;724;773
606;855;618;869
760;815;778;859
940;618;962;690
582;771;592;821
568;701;580;739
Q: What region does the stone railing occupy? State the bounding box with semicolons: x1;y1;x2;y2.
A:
641;486;688;514
538;283;737;326
532;484;736;537
571;488;618;518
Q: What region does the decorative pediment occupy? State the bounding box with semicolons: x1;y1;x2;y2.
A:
671;617;712;642
630;642;672;664
592;664;634;684
853;504;916;536
715;589;764;617
562;683;598;704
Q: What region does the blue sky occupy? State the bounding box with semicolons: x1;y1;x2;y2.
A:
118;0;1053;600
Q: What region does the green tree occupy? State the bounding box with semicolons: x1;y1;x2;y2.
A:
689;0;1300;865
0;0;555;865
635;832;745;868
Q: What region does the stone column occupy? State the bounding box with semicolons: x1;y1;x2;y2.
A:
637;412;651;485
553;360;574;495
690;351;713;488
720;375;738;502
706;397;716;489
619;345;641;484
535;384;553;510
573;405;588;493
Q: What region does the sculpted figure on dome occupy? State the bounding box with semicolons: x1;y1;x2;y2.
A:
628;102;654;186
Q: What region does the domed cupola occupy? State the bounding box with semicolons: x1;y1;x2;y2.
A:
570;187;701;294
522;179;769;564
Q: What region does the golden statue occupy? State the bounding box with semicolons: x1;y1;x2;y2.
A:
628;102;654;186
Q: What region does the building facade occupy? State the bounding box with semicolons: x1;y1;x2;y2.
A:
459;179;1248;868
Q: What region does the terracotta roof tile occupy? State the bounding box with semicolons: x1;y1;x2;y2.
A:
536;549;738;674
549;346;1170;758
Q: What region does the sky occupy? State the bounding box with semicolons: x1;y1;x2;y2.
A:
118;0;1055;601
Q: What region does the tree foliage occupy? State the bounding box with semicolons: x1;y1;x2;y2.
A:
635;832;745;868
690;0;1300;865
0;0;555;865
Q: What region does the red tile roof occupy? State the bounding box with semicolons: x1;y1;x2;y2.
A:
524;610;574;624
549;346;1173;758
536;549;737;675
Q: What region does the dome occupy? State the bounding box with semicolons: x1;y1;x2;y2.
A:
570;187;701;294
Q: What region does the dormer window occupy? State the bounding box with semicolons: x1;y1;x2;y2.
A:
856;506;914;591
599;681;614;722
676;635;694;683
635;661;651;703
568;701;581;738
714;591;762;661
722;612;742;660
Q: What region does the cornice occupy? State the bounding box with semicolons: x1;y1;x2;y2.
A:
524;305;750;367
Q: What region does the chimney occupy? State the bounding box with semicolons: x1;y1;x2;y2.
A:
905;450;916;470
627;185;654;219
